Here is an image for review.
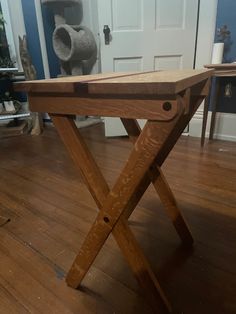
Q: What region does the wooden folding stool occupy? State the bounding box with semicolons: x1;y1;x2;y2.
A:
15;69;212;313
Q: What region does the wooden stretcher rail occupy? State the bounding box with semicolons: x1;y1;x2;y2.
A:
28;94;179;121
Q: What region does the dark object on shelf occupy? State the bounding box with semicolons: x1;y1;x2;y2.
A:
217;25;230;42
0;119;29;138
0;72;13;97
0;57;15;68
0;99;21;115
216;25;232;63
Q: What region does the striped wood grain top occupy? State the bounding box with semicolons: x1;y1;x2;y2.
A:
14;69;213;95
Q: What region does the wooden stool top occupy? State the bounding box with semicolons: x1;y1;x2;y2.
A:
15;69;212;95
14;69;213;121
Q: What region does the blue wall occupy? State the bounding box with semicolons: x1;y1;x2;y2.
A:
41;5;60;78
21;0;60;79
21;0;45;79
213;0;236;113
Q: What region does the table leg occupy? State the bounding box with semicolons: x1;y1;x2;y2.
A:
121;118;193;247
51;115;177;313
113;220;171;313
209;78;220;140
201;93;210;146
50;93;202;312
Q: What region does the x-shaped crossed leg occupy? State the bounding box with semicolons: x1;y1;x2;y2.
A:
51;94;202;313
120;118;193;245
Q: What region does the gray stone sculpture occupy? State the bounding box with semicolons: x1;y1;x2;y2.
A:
42;0;97;75
53;24;96;75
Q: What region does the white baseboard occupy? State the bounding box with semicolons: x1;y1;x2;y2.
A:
104;111;236;142
189;111;236;142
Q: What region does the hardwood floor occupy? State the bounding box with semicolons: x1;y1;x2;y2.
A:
0;123;236;314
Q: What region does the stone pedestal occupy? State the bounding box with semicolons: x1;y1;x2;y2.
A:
42;0;96;75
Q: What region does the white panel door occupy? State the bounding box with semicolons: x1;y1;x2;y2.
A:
97;0;199;136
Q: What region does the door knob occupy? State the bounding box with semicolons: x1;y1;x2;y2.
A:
103;25;111;45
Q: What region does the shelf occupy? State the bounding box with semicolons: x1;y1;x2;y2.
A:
0;68;18;73
0;112;30;121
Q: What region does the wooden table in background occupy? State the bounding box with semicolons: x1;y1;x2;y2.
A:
15;69;212;313
201;63;236;146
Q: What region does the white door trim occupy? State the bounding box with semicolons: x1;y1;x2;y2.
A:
189;0;218;137
3;0;26;71
34;0;50;78
195;0;218;69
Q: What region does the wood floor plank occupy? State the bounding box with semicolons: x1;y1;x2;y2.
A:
0;123;236;313
0;283;29;314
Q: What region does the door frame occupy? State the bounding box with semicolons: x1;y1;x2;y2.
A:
189;0;218;136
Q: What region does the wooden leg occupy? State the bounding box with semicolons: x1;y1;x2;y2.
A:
209;78;220;140
155;96;205;167
121;118;193;247
201;93;210;146
51;114;185;313
150;167;193;246
113;220;171;313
